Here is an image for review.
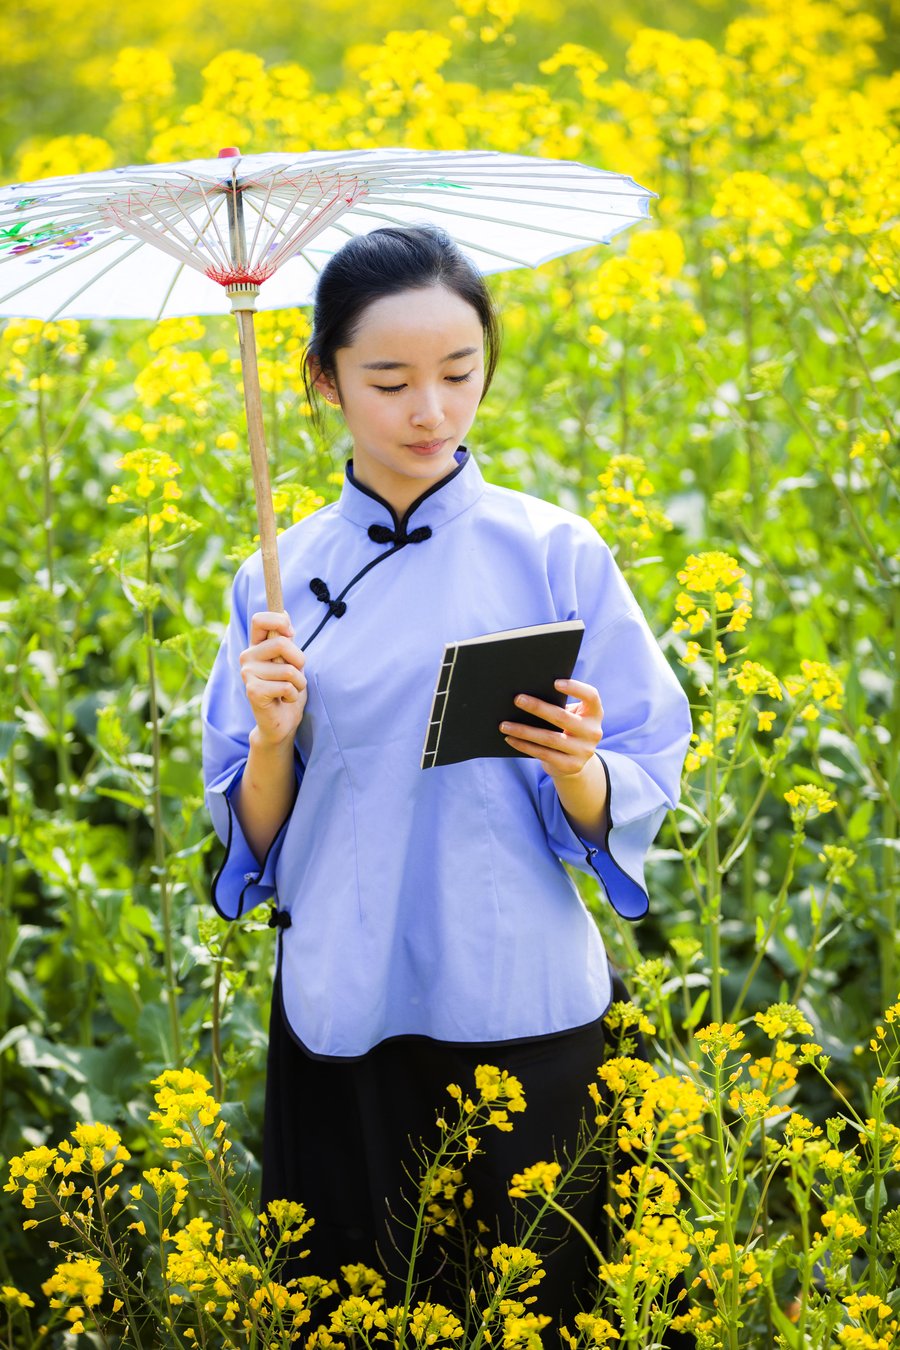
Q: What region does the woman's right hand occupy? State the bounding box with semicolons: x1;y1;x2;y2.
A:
240;611;308;747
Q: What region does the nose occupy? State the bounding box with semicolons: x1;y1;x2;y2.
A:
411;386;445;431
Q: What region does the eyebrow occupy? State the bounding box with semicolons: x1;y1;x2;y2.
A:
359;346;479;371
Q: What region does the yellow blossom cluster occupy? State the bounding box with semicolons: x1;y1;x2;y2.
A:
339;1263;386;1299
507;1160;562;1199
490;1243;545;1292
754;1003;814;1040
820;1205;867;1245
444;1063;527;1133
721;658;783;736
41;1254;105;1335
329;1294;388;1334
270;483;327;527
0;317;85;357
420;1162;473;1235
605;1213;692;1287
538;42;608;101
588;453;673;552
1;1285;35;1311
707;170;812;272
783;783;837;826
868;997;900;1057
674;551;752;667
695;1240;763;1291
590;1057;707;1162
838;1292;900;1349
147;1068;229;1157
108;447;182;504
134;347;212;412
612;1163;680;1217
584;227;685;330
560;1311;620;1345
139;1163;189;1213
380;1300;465;1343
625;29;729;145
696;1022;745;1065
783;659;844;721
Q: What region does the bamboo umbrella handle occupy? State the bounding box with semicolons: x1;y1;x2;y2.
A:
233;304;285;645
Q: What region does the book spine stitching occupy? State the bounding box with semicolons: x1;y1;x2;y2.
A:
422;647;457;769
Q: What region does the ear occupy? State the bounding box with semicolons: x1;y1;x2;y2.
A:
308;354;339;405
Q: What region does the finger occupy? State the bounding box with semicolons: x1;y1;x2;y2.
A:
556;678;603;711
248;677;302;704
503;734;584;771
250;610;295;644
500;721;568;749
245;662;306;693
241;634;304;667
511;694;583;732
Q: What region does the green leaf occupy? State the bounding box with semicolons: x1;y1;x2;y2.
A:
94;787;149;810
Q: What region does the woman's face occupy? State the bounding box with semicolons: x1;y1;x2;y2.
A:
313;283;486;507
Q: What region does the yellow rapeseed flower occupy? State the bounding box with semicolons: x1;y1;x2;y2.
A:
507;1160;562;1198
783;783;837;824
42;1255;104;1309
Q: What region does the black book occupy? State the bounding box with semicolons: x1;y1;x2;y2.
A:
420;620;586;769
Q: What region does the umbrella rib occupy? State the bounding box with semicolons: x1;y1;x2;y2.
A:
245;174;282;264
161;183;227;266
192;181;233;267
361;192;646;226
292;246;323;276
0;227;142;307
272;196;366;271
344;205;609;262
40;238;147;320
154;258;188;323
101;205;210;273
249;180;316;270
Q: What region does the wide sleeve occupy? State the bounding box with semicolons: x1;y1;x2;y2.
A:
537;530;693;922
200;560;304;921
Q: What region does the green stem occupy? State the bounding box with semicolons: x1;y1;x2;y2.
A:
706;600;724;1027
142;514;183;1068
35;363;73;806
211;926;236;1105
92;1174;146;1348
790;880;835;1005
741;246;761;537
711;1062;740;1350
542;1194;605;1267
730;828;805;1023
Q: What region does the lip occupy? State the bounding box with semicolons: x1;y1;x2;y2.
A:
406;438;449;455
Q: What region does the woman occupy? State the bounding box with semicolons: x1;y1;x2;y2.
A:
201;224;693;1337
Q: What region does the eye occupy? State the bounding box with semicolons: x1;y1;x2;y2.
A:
374;372;476;395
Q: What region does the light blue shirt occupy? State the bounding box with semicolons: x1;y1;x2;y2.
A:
201;446;692;1060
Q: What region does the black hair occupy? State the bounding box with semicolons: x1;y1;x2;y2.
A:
301;223;502;436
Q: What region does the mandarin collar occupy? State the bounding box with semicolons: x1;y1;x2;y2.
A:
337;445;485;534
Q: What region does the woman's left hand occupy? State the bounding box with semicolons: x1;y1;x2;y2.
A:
499;678;604;780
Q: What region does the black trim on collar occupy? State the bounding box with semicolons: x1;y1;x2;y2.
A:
298;452;468;652
345;445;470;533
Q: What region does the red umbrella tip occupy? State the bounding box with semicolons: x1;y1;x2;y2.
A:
218;147;241;158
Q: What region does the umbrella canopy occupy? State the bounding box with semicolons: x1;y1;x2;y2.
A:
0;147;656;320
0;146;657;613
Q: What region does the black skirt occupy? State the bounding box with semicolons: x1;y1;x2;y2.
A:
258;961;658;1338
